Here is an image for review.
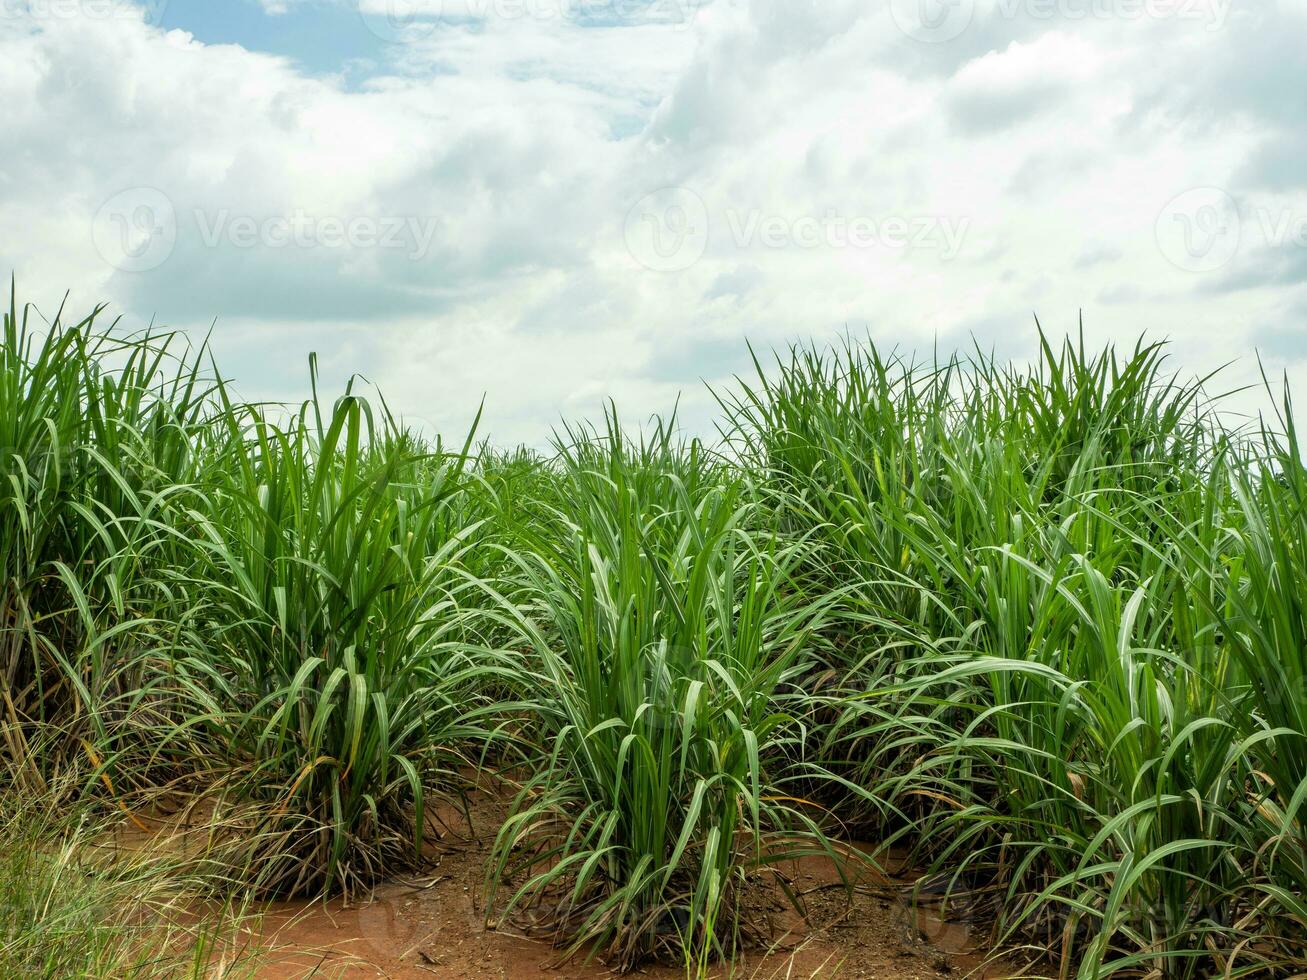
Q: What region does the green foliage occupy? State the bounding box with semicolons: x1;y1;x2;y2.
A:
723;332;1307;976
0;785;259;978
0;284;211;789
139;369;505;896
4;279;1307;978
486;413;838;971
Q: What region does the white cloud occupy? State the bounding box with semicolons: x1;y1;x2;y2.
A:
1;0;1305;446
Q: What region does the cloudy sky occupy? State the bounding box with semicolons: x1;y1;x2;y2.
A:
2;0;1304;445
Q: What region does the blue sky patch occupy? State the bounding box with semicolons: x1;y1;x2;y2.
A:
149;0;390;77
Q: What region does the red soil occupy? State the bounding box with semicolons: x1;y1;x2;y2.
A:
238;794;1037;980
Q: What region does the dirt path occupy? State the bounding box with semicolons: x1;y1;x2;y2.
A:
245;795;1035;980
